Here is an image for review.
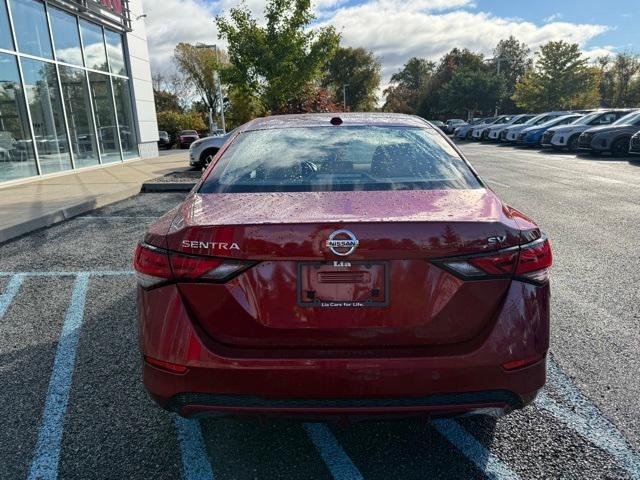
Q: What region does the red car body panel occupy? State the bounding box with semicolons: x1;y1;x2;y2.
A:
136;113;551;419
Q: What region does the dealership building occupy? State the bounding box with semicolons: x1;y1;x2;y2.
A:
0;0;158;185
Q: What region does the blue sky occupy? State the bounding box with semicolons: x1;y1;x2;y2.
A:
144;0;638;84
473;0;637;51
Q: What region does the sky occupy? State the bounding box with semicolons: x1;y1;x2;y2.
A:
141;0;638;85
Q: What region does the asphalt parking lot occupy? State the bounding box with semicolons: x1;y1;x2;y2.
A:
1;146;639;480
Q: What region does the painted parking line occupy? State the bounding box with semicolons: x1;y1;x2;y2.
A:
27;273;91;480
0;271;134;277
174;416;216;480
538;359;640;480
432;420;520;480
0;273;24;319
484;178;511;188
304;423;364;480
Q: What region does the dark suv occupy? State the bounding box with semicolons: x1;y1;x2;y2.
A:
578;111;640;156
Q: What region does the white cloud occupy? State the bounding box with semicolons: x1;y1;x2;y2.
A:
141;0;609;85
320;3;608;82
544;12;563;23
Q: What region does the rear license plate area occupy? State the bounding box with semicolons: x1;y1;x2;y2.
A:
297;261;388;307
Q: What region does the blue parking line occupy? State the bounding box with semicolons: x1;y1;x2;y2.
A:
27;273;91;480
432;419;520;480
304;423;364;480
0;274;24;319
0;271;134;277
538;359;640;480
174;416;215;480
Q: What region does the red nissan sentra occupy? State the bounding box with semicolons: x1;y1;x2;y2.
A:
135;113;551;419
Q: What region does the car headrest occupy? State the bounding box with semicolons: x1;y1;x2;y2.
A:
371;143;424;178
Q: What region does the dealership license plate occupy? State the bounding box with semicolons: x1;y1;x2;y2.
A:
297;261;388;307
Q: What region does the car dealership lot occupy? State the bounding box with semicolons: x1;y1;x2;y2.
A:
0;146;639;479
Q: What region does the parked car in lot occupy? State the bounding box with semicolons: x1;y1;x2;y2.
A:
454;118;487;139
444;119;467;134
189;129;235;169
541;109;634;151
157;131;171;150
630;131;640;155
429;120;447;131
503;112;571;143
486;114;535;141
517;114;583;147
134;113;552;420
471;115;512;140
578;110;640;156
178;130;200;149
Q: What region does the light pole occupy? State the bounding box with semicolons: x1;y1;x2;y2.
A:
342;84;349;111
196;43;226;134
484;56;513;116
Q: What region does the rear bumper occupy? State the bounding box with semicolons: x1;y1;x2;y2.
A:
139;279;550;418
162;388;539;420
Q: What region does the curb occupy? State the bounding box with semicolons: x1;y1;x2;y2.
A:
140;182;196;192
0;185;142;244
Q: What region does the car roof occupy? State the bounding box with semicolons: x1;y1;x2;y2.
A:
241;113;431;132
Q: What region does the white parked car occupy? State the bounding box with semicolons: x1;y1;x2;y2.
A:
189;129;235;169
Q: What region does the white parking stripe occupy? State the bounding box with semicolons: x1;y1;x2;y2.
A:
484;179;511;188
28;273;90;480
539;359;640;480
174;416;215;480
0;274;24;319
304;423;364;480
432;420;521;480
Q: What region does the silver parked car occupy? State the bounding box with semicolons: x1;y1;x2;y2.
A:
189;129;236;169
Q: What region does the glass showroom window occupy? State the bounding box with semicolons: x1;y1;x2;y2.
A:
8;0;53;59
104;29;126;76
49;6;83;66
112;77;137;159
59;66;99;168
88;71;120;163
79;19;108;72
0;0;14;50
21;58;72;174
0;53;37;181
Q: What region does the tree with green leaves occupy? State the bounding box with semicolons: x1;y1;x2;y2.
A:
383;58;435;113
441;66;504;119
512;41;600;111
323;47;381;111
418;48;485;118
216;0;339;114
173;43;228;117
492;36;532;112
597;52;640;107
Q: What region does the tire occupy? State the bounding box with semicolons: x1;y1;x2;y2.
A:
200;148;219;168
567;135;579;152
611;137;630;157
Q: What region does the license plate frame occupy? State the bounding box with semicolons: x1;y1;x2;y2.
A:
297;261;389;308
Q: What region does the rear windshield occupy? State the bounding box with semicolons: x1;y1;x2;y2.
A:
199;126;481;193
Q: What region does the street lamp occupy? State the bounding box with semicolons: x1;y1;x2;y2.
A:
342;84;349;111
484;56;514;116
196;43;226;134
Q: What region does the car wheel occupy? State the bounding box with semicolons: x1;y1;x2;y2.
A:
611;138;630;157
466;131;472;140
567;135;579;152
200;148;219;168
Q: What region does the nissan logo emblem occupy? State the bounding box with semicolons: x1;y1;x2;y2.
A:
326;229;359;256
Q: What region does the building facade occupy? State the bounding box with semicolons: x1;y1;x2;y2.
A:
0;0;158;185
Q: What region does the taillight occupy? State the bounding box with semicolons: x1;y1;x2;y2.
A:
134;243;172;288
434;236;552;285
133;243;255;288
515;237;552;283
